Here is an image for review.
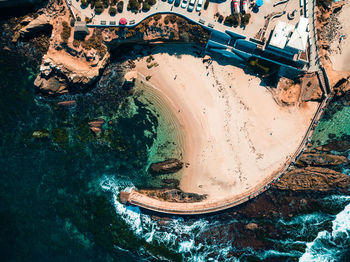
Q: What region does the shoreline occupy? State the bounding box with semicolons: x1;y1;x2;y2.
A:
129;44;321;207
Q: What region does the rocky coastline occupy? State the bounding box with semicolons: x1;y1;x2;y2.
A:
1;0;350;260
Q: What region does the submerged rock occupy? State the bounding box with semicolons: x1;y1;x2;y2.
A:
245;223;259;231
88;119;105;134
57;100;76;107
149;159;183;175
32;130;50;139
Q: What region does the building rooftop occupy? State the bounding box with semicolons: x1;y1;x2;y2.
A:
269;21;295;49
286;17;309;52
74;21;88;33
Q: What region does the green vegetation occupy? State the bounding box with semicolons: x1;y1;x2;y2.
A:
81;29;107;57
142;1;151;11
61;21;71;42
240;13;251;26
224;14;240;27
127;0;140;11
117;1;124;12
80;0;88;7
316;0;333;8
218;15;224;23
153;13;161;21
94;1;104;13
109;6;116;15
52;128;69;148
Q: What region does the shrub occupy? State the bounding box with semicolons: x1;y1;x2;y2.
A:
153;13;161;21
102;0;110;8
73;39;80;48
109;7;116;15
218;15;224;23
77;16;82;21
164;15;170;24
81;0;88;7
241;13;251;26
142;2;150;11
127;0;140;11
204;0;209;10
94;1;104;13
224;14;240;27
117;1;124;12
61;21;71;42
169;14;177;24
147;0;156;5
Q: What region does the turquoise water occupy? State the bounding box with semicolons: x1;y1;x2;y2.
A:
312;105;350;147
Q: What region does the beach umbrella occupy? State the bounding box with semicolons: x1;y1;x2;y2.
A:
119;18;127;25
256;0;263;6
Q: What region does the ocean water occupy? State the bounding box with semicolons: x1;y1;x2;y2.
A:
0;49;350;261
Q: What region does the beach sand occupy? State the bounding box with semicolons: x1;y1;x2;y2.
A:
135;45;319;201
329;0;350;72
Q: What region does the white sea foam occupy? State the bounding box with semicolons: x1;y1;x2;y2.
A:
300;203;350;262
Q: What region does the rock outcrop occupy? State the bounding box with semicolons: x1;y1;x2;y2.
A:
315;134;350;152
17;13;52;40
149;159;184;175
139;188;207;203
88;119;105;134
297;152;348;166
274;166;350;192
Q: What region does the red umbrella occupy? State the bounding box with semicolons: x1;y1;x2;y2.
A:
119;18;127;25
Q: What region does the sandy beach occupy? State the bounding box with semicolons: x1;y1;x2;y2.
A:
135;45;318;201
329;0;350;71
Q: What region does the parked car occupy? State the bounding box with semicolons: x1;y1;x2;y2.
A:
188;0;196;11
181;0;188;8
174;0;181;6
168;0;175;3
232;0;240;13
196;0;203;11
242;0;248;13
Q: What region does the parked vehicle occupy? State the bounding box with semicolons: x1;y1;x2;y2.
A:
196;0;203;11
232;0;240;13
181;0;188;8
188;0;196;11
242;0;248;12
168;0;175;3
174;0;181;6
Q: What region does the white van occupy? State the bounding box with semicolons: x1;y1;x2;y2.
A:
196;0;203;11
188;0;196;11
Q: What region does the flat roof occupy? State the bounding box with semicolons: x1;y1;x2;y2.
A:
286;17;309;51
269;21;295;49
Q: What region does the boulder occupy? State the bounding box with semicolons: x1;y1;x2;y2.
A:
245;223;259;231
149;158;184;175
18;14;52;39
88;119;105;134
57;100;76;107
297;153;348;166
274;166;350;192
32;130;50;139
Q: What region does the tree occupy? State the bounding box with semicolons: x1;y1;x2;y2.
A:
94;1;104;14
147;0;156;5
240;13;251;26
117;1;124;12
109;7;117;15
127;0;140;11
224;14;240;27
142;2;150;11
81;0;88;7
